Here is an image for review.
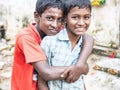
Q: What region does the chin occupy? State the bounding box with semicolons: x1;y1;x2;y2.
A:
49;33;57;36
76;31;84;35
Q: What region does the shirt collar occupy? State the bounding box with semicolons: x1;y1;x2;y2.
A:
57;28;69;41
57;28;83;45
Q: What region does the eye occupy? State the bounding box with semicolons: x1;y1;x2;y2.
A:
46;17;54;21
72;16;79;20
84;15;91;20
58;18;63;22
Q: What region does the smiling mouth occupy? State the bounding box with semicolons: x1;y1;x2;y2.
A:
50;29;59;33
75;28;85;31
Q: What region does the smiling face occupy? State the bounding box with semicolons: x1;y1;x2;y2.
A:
66;6;91;37
37;7;63;36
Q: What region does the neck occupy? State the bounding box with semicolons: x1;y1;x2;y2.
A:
35;25;46;39
66;29;81;50
67;30;81;43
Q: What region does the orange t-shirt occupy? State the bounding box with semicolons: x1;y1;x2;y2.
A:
11;24;46;90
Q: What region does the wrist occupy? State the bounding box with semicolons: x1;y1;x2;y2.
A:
76;63;89;74
76;62;86;68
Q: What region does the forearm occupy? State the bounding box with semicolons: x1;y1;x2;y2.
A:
32;60;67;81
77;34;94;64
76;34;94;74
38;75;49;90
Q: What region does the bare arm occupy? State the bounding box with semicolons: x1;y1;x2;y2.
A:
76;34;94;73
38;75;49;90
32;60;68;81
77;34;94;65
33;34;94;83
64;34;94;83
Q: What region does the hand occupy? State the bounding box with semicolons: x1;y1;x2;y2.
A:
65;65;83;83
61;63;89;83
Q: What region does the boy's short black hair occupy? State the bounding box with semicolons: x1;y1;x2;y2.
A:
35;0;64;16
62;0;91;16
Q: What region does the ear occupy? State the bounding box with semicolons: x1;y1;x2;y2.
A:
34;11;40;22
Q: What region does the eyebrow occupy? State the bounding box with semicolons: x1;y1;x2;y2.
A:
71;13;91;16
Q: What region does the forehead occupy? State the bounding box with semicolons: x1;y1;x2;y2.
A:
69;6;91;15
41;7;63;17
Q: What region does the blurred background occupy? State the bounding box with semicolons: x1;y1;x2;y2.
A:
0;0;120;90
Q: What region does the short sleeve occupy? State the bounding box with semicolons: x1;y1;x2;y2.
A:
18;35;47;63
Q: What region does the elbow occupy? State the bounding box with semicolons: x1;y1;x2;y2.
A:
32;61;58;81
32;61;54;81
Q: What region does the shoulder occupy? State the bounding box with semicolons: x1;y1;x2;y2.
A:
83;34;94;43
17;24;37;40
41;35;59;47
17;27;30;39
42;34;58;42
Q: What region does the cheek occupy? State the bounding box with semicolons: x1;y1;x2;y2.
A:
40;22;49;28
67;20;75;27
58;22;62;27
86;21;91;27
39;23;47;33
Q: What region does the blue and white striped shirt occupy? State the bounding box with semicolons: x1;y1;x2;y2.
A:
41;28;84;90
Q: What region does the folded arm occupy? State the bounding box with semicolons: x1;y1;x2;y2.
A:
79;34;94;63
32;60;68;81
64;34;94;83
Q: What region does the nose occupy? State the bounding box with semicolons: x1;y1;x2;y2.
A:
51;20;58;28
77;18;85;26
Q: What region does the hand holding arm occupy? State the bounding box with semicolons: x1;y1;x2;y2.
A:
76;34;94;74
62;63;88;83
62;34;94;83
32;60;69;81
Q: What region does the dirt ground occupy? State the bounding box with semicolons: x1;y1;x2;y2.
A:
0;54;120;90
85;54;120;90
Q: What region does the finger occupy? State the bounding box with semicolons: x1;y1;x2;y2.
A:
71;76;79;82
68;75;77;83
65;76;71;83
68;71;80;82
61;67;71;78
66;76;77;83
65;73;74;83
